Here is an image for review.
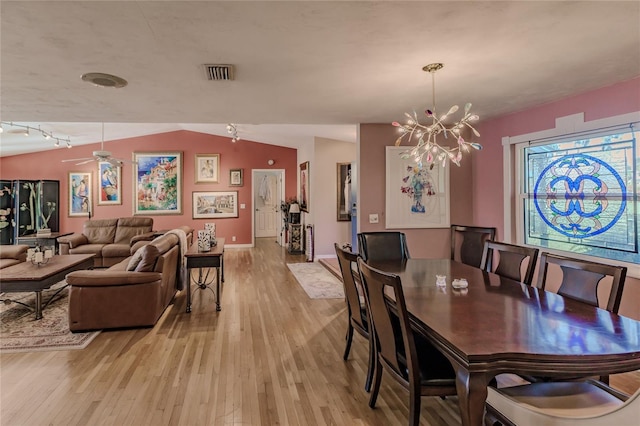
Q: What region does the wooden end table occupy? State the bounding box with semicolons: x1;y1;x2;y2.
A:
184;237;225;312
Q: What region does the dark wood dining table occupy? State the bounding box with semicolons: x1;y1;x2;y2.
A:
367;258;640;426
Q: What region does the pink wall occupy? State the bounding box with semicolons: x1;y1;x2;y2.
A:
358;124;475;258
0;130;297;245
472;76;640;320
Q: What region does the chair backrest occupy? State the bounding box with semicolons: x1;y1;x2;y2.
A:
358;258;417;386
450;224;496;268
536;252;627;313
480;241;539;285
486;381;640;426
357;232;410;263
334;243;368;333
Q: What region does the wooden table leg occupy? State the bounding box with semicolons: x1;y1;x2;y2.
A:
454;367;490;426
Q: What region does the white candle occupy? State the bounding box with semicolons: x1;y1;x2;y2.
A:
44;249;53;259
27;249;34;260
35;252;44;263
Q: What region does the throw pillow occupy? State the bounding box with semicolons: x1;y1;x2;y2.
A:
126;246;146;271
135;244;160;272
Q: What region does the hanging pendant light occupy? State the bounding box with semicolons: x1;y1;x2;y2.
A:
392;63;482;167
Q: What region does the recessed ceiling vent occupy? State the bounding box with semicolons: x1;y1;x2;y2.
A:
204;64;234;81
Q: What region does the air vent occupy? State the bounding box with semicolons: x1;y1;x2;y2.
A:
204;64;234;81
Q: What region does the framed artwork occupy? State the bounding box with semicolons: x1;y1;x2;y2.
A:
337;162;351;221
68;172;92;217
193;191;238;219
299;161;310;213
385;146;450;228
229;168;243;186
97;161;122;205
195;154;220;183
133;152;182;215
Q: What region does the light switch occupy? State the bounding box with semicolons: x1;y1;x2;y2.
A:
240;203;246;209
369;214;379;224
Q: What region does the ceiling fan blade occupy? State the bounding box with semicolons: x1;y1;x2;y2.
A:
75;159;96;165
62;157;93;163
107;158;124;166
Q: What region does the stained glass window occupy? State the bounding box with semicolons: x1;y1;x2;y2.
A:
522;126;639;264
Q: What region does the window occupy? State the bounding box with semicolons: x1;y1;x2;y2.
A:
519;125;639;265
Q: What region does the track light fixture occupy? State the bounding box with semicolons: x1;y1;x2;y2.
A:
226;123;240;143
0;121;72;148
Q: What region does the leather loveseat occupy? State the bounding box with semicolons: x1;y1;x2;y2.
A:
0;244;29;269
65;226;192;331
58;217;154;267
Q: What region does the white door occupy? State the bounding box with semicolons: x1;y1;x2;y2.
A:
254;171;281;238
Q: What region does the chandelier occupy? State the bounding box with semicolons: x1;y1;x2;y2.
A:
392;63;481;167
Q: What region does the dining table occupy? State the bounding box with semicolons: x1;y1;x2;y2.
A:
367;258;640;426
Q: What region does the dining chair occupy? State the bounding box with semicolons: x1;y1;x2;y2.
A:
485;380;638;426
479;241;539;286
450;224;496;268
536;252;627;314
534;252;627;385
357;258;457;426
334;243;374;392
357;232;410;263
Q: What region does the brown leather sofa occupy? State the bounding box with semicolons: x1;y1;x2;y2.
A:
65;226;192;332
0;244;29;269
58;217;154;267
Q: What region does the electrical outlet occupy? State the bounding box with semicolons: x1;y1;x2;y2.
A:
369;214;379;224
232;236;236;242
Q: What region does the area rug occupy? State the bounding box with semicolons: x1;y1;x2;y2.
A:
0;282;100;353
287;262;345;299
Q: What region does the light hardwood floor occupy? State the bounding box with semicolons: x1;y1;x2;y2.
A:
1;238;638;425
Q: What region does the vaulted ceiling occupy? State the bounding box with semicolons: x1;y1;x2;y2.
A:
1;1;638;157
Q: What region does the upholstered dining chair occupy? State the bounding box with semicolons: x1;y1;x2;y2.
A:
357;259;457;426
536;252;627;314
334;243;374;392
450;224;496;268
479;241;539;286
485;380;639;426
357;231;410;263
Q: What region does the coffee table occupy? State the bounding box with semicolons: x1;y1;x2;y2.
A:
0;254;94;319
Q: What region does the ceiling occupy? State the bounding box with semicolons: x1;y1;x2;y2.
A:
1;1;639;157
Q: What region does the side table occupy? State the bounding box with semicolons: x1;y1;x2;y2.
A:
16;232;73;255
184;237;225;312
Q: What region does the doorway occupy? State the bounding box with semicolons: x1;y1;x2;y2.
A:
252;169;285;246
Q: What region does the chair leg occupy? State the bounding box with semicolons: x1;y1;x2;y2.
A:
368;358;383;408
343;323;354;360
364;336;375;392
408;383;421;426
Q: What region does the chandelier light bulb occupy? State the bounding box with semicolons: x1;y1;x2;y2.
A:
393;63;482;167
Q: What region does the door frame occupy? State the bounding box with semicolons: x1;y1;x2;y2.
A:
251;169;286;247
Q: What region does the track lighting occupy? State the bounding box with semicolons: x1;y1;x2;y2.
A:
226;123;240;143
0;121;71;148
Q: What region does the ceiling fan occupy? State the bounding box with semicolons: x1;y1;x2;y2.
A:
62;123;134;166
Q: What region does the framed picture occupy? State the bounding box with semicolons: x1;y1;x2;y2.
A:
193;191;238;219
299;161;310;213
133;152;182;215
68;172;92;217
195;154;220;183
229;168;243;186
337;162;351;221
385;146;450;228
97;161;122;205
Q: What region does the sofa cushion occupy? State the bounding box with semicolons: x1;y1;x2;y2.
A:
114;217;153;244
69;243;106;257
83;218;118;244
127;246;146;271
135;244;160;272
0;258;22;269
102;243;132;259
